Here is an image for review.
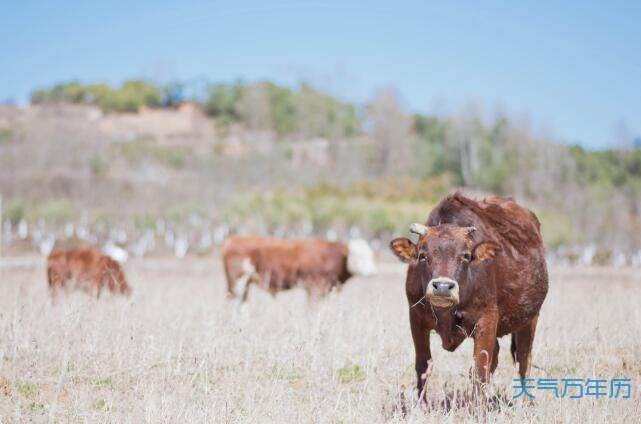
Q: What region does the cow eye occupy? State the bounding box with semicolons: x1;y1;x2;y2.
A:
462;252;471;262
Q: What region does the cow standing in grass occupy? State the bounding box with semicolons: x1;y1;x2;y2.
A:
221;235;376;301
47;247;131;298
390;193;548;399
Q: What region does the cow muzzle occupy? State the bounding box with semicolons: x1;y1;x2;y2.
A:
425;277;459;308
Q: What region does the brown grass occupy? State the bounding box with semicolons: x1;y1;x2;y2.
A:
0;257;640;422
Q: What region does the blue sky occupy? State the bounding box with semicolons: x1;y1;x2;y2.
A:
2;1;640;148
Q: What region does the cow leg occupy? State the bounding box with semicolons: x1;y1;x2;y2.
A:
304;286;319;303
472;310;498;386
305;278;330;302
99;270;114;299
91;273;103;300
105;267;117;293
235;258;259;302
47;266;63;300
233;274;249;302
490;338;500;374
223;259;237;299
329;280;341;296
514;315;538;380
241;272;263;303
410;315;432;401
47;266;56;296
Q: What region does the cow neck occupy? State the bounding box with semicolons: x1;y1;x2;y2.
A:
427;302;458;333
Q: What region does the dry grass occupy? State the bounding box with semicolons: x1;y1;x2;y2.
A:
0;257;640;422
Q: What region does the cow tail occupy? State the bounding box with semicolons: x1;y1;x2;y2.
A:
510;333;517;364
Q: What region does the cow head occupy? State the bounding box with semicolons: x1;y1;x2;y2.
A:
347;238;377;276
101;257;132;297
117;270;132;297
389;223;500;308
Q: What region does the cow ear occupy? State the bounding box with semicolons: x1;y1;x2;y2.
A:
471;241;501;262
389;238;416;263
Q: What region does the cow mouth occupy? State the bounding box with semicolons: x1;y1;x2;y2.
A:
425;277;460;308
426;293;459;308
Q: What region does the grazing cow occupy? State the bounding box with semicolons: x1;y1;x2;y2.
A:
47;247;131;298
221;235;376;301
389;193;548;399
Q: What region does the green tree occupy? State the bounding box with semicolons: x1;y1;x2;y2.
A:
204;83;241;125
265;82;296;135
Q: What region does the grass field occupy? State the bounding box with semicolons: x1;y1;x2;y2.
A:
0;256;640;422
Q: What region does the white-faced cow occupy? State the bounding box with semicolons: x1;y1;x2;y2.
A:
222;235;376;301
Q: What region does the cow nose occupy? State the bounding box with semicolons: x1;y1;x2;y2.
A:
432;280;455;290
429;278;458;296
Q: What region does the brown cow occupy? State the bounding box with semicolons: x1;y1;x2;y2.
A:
390;193;548;399
221;235;376;301
47;247;131;298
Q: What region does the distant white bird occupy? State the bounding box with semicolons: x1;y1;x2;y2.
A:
156;219;166;235
579;244;596;266
2;220;12;244
198;231;212;250
131;238;147;258
31;226;42;243
145;229;156;251
612;251;627;268
131;230;155;257
18;219;28;239
65;222;75;238
116;228;128;244
164;229;175;247
301;220;313;237
188;213;201;227
213;225;228;245
174;236;189;259
38;234;56;256
76;225;89;240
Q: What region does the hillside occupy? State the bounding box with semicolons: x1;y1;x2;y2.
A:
1;80;640;263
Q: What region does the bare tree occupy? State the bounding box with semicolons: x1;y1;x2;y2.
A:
446;101;484;186
236;84;271;131
368;87;411;176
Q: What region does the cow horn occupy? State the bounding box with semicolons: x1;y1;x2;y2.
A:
409;223;428;236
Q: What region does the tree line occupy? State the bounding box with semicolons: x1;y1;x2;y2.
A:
31;80;360;139
30;79;641;252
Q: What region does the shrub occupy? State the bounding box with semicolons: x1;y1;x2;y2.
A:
119;141;189;169
223;186;435;236
204;84;241;124
4;199;26;224
89;154;109;176
33;200;74;224
31;80;163;113
0;128;14;144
